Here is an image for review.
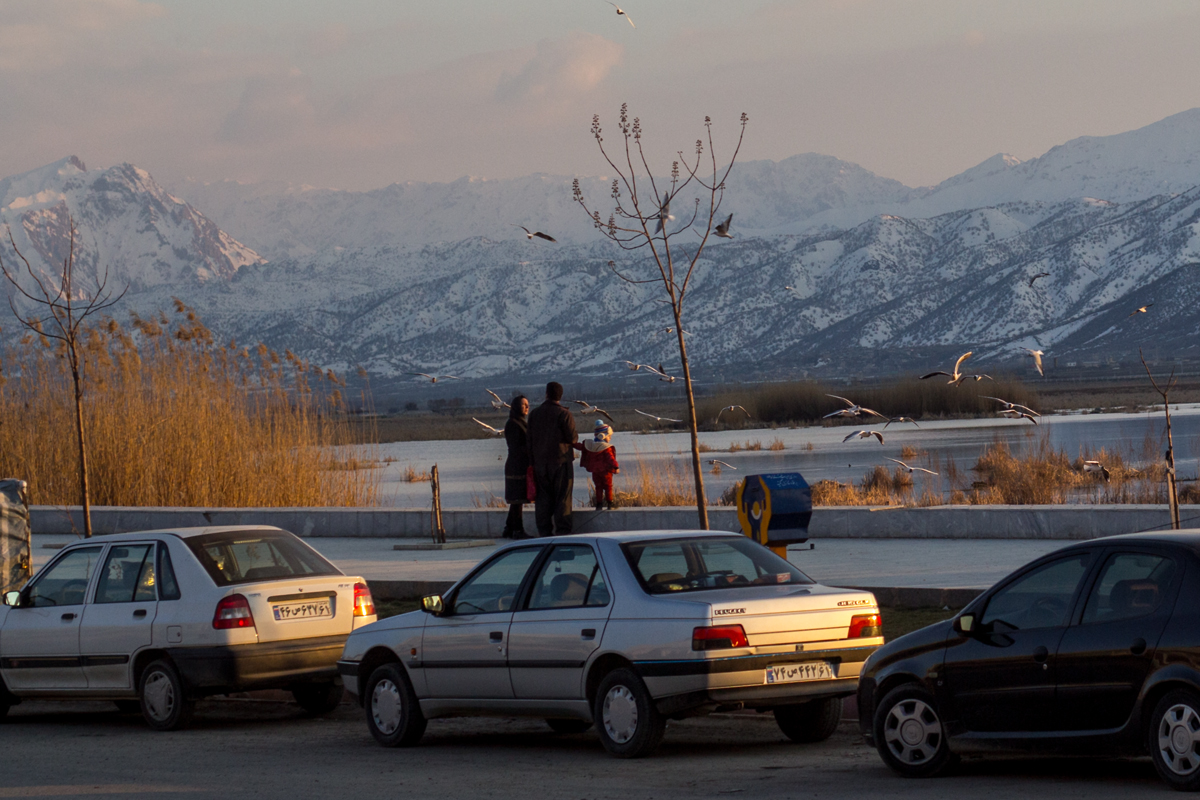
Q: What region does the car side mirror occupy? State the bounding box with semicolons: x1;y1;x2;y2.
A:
421;595;445;616
954;613;976;636
3;590;21;607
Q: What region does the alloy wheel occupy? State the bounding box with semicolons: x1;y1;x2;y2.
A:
884;697;943;765
602;685;639;744
1158;703;1200;775
372;679;403;736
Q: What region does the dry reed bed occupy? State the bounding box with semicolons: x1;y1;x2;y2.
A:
0;303;380;508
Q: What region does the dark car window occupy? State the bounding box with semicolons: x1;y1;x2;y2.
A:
157;544;182;601
1081;552;1177;625
981;554;1090;630
96;545;156;604
527;545;610;610
452;548;541;615
623;537;813;594
25;547;103;607
185;530;340;586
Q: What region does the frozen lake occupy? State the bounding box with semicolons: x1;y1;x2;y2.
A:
370;404;1200;508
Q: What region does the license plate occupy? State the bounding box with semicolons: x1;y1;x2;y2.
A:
765;662;836;684
272;600;333;621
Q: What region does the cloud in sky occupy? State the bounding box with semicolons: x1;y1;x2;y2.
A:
2;1;1200;191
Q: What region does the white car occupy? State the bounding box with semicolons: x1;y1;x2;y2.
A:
0;526;376;730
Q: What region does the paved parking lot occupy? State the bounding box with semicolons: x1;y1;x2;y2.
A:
0;697;1166;799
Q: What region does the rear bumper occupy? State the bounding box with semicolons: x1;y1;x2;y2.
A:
169;635;348;696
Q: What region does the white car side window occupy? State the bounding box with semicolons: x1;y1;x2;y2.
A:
25;547;103;607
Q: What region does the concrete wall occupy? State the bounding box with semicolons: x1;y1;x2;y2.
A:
30;503;1188;540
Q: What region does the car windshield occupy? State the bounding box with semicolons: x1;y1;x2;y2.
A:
622;537;813;594
185;530;341;586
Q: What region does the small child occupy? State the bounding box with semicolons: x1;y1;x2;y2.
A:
574;419;620;510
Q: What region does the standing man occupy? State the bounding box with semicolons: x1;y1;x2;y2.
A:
526;381;577;536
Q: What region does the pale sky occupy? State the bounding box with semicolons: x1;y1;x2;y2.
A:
3;0;1200;191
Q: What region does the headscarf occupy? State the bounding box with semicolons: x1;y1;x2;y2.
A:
509;394;528;421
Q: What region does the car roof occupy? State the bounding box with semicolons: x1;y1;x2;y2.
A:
516;530;744;545
1057;529;1200;551
71;525;286;542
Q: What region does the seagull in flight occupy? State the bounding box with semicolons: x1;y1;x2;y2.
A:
651;363;676;383
982;396;1040;417
605;1;635;27
619;360;653;372
843;430;885;444
824;394;886;420
1028;272;1050;288
998;408;1039;425
662;327;691;336
886;458;938;475
1129;303;1154;317
485;389;510;411
573;400;615;422
654;191;673;233
1021;348;1045;376
1083;460;1110;482
713;213;734;239
409;372;460;384
635;409;681;423
716;405;750;423
707;459;736;470
919;351;991;386
515;225;557;242
471;418;504;435
884;416;920;428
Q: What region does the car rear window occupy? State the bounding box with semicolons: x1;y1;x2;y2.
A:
622;537;813;594
185;530;341;587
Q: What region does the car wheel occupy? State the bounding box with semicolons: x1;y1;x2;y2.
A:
292;682;345;716
873;684;953;778
365;663;426;747
593;668;666;758
113;700;142;714
546;718;593;735
774;697;843;743
1149;690;1200;790
139;660;195;732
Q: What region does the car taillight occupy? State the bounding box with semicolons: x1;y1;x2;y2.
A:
692;624;749;651
354;582;376;617
213;594;255;629
849;613;882;638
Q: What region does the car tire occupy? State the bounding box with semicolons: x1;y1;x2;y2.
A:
113;700;142;714
1149;689;1200;790
364;663;426;747
138;659;195;732
872;684;953;778
292;682;345;716
774;697;842;743
546;718;593;735
593;668;666;758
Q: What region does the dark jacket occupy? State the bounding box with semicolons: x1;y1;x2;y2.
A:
527;400;577;472
503;417;530;504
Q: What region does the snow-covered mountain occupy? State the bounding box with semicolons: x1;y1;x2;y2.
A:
0;156;262;295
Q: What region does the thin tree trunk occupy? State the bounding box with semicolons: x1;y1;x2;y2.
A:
1165;404;1181;530
674;309;708;529
70;357;92;538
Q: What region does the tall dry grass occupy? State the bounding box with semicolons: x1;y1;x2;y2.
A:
0;302;380;508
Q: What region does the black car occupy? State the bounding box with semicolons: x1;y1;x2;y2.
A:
858;531;1200;791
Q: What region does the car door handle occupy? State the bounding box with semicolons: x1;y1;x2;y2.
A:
61;613;76;622
581;629;596;640
1032;645;1049;663
489;631;503;643
1131;638;1147;655
133;609;147;619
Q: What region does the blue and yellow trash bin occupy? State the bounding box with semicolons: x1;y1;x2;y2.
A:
735;473;813;558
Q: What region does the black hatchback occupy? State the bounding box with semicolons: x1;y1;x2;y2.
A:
858;531;1200;791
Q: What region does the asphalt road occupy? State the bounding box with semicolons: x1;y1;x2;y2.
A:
0;697;1169;799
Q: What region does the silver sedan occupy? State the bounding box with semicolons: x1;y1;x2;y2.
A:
338;530;882;757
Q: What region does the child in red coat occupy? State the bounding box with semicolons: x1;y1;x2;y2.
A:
574;420;620;510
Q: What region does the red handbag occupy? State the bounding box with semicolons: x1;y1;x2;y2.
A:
526;466;537;502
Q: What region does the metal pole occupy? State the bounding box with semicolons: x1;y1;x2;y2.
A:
431;464;445;544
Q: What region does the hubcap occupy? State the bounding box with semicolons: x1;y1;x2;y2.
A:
143;671;175;722
372;679;403;735
883;698;942;765
1159;703;1200;775
602;685;639;744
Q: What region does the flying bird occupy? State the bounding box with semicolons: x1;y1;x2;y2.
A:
651;363;676;383
982;396;1040;417
1129;303;1154;317
1021;348;1045;376
716;405;750;423
605;1;635;27
706;459;736;470
471;418;504;435
919;351;991;386
843;430;885;444
619;360;652;371
662;327;692;336
635;409;682;423
998;408;1039;425
485;389;510;410
573;400;614;422
714;213;734;239
886;458;938;476
884;416;920;428
654;191;673;233
515;225;557;242
824;394;886;420
1083;460;1111;482
409;372;460;384
1028;272;1050;287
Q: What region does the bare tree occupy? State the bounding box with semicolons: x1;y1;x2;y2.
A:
0;219;127;537
1140;349;1181;530
573;105;748;529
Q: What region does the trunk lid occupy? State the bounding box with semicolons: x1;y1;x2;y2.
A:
237;575;364;643
700;584;880;646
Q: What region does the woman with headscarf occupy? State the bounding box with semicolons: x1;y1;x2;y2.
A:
502;395;531;538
